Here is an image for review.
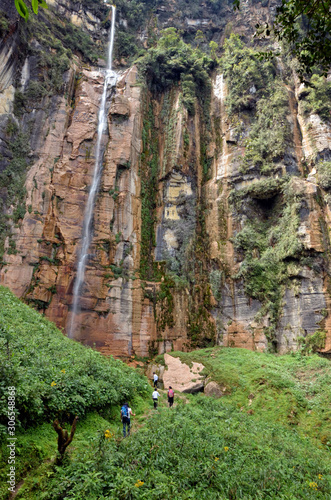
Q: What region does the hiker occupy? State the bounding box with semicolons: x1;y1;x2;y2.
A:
167;386;174;407
152;389;161;409
120;402;135;437
153;372;158;388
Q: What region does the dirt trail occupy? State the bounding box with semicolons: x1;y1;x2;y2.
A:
129;386;189;435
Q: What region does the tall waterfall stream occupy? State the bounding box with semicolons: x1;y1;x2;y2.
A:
68;5;117;338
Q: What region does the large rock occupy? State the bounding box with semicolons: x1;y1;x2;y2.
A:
162;353;204;393
204;381;223;398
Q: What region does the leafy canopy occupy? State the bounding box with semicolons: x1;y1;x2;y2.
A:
138;27;215;113
239;0;331;78
14;0;48;20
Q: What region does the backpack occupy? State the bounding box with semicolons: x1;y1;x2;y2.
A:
121;405;129;418
168;389;174;398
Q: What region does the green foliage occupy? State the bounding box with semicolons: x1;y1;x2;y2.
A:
17;348;331;499
209;269;223;301
171;347;331;442
299;74;331;122
0;10;9;38
221;35;291;175
138;28;215;114
14;0;48;20
0;286;149;430
230;177;284;203
139;101;159;280
273;0;331;78
298;330;327;355
316;160;331;190
0;127;30;260
209;40;218;59
21;5;99;78
233;178;304;339
221;34;276;115
242;85;291;173
114;0;154;62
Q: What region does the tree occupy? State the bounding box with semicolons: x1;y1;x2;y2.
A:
52;416;79;464
14;0;48;20
234;0;331;78
194;30;205;47
209;40;218;59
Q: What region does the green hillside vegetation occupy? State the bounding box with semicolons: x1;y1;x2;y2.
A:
0;285;149;498
0;287;330;499
14;349;331;499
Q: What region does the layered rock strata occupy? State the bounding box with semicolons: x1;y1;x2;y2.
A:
0;0;331;357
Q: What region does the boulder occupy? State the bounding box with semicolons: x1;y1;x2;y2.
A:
163;353;205;393
204;381;223;398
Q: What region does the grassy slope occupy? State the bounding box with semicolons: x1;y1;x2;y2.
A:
168;348;331;443
0;286;150;499
0;286;331;499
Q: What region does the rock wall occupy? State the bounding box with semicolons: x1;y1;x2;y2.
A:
1;0;331;356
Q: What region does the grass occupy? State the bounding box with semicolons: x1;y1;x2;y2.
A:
12;387;331;499
0;287;330;499
169;348;331;443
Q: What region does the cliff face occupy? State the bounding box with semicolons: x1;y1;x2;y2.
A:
1;0;331;356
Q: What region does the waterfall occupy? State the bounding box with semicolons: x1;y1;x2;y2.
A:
67;5;117;338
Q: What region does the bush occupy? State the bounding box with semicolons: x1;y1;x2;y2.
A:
221;35;291;174
317;160;331;190
298;330;327;354
138;28;215;114
300;74;331;122
0;11;9;38
0;130;30;259
233;177;304;333
31;395;331;499
242;85;291;173
221;34;276;115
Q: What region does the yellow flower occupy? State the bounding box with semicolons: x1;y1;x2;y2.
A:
61;369;66;374
134;480;144;488
318;474;323;480
104;429;113;439
309;481;318;490
51;381;57;387
224;447;229;452
214;457;219;461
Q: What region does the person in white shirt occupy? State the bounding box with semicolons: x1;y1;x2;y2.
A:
152;389;161;409
153;372;158;388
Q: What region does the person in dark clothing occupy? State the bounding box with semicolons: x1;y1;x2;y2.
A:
167;386;174;407
120;402;135;437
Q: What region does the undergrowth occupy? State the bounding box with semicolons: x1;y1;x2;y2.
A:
0;311;330;500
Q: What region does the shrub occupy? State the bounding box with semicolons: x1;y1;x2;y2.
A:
298;330;327;354
0;11;9;38
138;28;215;114
31;395;331;499
317;160;331;190
233;177;304;335
300;74;331;122
242;85;291;173
0;130;30;259
221;34;276;115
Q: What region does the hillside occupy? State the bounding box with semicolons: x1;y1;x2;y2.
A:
0;285;149;498
0;287;330;499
